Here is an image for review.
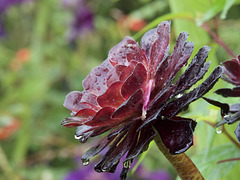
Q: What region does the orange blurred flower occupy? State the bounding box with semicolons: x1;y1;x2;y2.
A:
10;48;31;71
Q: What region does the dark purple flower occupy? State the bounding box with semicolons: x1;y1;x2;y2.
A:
203;55;240;142
62;0;94;43
62;21;222;179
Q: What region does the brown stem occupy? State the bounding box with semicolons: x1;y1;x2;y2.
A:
201;23;236;58
222;125;240;150
217;157;240;164
154;132;204;180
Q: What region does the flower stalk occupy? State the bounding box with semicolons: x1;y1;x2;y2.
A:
154;129;204;180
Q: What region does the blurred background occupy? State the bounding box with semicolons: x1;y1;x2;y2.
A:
0;0;240;179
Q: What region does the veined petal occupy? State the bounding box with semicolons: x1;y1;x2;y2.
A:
162;66;223;118
154;116;197;155
82;60;114;96
85;107;115;127
97;81;125;108
121;63;147;99
63;91;83;112
215;86;240;97
148;21;170;76
61;116;90;127
112;89;144;119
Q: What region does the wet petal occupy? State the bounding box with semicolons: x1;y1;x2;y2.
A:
125;125;156;160
81;136;116;163
61;117;90;127
108;36;137;66
121;63;147;99
202;97;229;116
154;116;197;155
97;81;125;108
95;123;138;172
94;128;129;172
81;93;99;107
167;32;193;81
215;86;240;97
85;107;115;127
82;60;114;96
63;91;83;112
148;21;170;75
223;60;240;85
234;122;240;143
112;89;144;119
162;66;223;118
119;60;138;82
172;46;211;96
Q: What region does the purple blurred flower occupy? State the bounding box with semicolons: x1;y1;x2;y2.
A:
62;0;94;43
0;0;30;12
64;162;172;180
0;0;31;38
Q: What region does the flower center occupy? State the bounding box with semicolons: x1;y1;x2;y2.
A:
141;79;154;120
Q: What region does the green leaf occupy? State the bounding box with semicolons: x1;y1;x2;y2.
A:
220;0;236;19
133;12;193;41
196;0;226;26
191;143;240;179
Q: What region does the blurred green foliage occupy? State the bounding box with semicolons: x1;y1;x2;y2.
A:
0;0;240;179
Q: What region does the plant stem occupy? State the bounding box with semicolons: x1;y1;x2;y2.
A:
154;132;204;180
0;144;20;180
201;23;236;58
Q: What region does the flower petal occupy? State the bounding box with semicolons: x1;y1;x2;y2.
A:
162;66;223;118
82;60;114;96
223;60;240;85
97;81;125;108
95;123;138;172
108;36;137;66
121;63;147;99
154;116;197;155
146;21;170;76
61;117;90;127
202;97;229;116
125;125;156;161
172;46;211;96
63;91;84;112
112;89;144;119
81;135;116;163
85;107;115;127
215;86;240;97
167;32;193;80
234;122;240;143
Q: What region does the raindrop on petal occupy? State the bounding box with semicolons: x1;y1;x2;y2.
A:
216;126;222;134
123;160;131;169
82;160;90;166
74;134;82;140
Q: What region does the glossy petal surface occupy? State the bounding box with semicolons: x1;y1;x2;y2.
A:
154;117;197;154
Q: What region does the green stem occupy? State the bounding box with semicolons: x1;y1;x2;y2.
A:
154;132;204;180
0;144;20;180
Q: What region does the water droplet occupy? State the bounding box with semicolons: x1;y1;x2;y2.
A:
74;134;82;140
101;167;107;172
175;94;183;98
82;160;89;166
79;136;88;143
216;126;222;134
123;160;131;169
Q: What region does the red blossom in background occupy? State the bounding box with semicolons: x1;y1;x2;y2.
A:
62;21;222;179
203;55;240;143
